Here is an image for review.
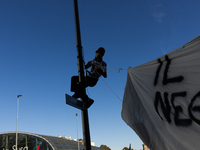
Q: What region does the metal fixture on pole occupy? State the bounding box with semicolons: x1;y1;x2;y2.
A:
16;95;22;150
73;0;92;150
76;113;80;150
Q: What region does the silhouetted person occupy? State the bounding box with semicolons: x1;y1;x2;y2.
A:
71;47;107;101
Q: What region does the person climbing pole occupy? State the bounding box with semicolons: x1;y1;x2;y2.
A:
71;47;107;101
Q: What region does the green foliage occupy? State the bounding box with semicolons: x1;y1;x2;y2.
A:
122;147;134;150
100;144;111;150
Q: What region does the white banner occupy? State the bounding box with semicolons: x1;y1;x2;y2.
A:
122;35;200;150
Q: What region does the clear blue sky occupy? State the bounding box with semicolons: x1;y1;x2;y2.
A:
0;0;200;150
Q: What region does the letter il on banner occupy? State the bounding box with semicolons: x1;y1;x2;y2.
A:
121;35;200;150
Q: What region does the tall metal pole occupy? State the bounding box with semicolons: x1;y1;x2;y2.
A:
16;95;22;150
73;0;92;150
76;113;80;150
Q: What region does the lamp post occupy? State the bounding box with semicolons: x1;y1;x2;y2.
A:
16;95;22;150
73;0;92;149
76;113;80;150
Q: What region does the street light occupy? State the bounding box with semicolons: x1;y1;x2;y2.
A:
16;95;22;150
76;113;80;150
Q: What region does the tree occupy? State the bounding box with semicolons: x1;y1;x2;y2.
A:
100;144;111;150
122;147;134;150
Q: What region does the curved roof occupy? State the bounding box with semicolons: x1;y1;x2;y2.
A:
0;132;103;150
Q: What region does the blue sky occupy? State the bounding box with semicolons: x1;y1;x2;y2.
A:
0;0;200;150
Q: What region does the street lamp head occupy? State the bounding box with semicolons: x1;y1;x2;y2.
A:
17;95;22;98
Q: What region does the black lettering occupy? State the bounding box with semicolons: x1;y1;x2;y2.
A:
188;91;200;125
154;59;163;86
154;92;171;123
163;55;184;85
171;92;192;126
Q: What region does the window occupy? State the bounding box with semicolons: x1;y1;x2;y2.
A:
0;133;53;150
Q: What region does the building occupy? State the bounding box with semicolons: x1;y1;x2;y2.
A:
0;132;103;150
